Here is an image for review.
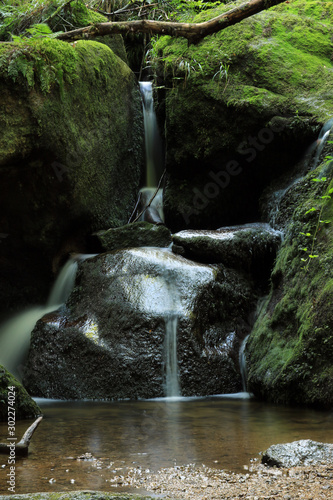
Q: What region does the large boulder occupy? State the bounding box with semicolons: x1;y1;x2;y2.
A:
0;37;143;314
23;248;257;399
152;0;333;231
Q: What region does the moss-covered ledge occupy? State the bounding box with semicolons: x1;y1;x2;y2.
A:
0;366;41;421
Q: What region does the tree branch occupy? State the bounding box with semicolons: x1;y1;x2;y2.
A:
0;416;43;457
56;0;286;43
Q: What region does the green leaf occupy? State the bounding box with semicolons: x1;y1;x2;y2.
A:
300;258;308;262
302;248;308;252
321;195;331;199
312;177;327;182
309;254;319;258
305;207;317;214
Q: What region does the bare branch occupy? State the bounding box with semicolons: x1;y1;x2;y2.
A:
56;0;286;44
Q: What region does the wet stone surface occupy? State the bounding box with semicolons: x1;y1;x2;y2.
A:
262;439;333;468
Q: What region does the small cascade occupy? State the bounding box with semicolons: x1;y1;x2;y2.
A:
139;81;164;188
139;82;180;397
46;257;78;307
0;254;91;378
312;118;333;171
267;118;333;228
165;313;180;398
239;335;249;393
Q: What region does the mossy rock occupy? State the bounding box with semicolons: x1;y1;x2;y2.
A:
246;152;333;408
95;221;172;252
0;37;143;312
151;0;333;231
0;365;41;421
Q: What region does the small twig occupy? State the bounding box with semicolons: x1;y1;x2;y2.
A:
44;0;73;24
128;191;142;223
131;169;166;224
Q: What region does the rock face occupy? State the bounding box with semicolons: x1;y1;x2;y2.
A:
262;440;333;468
246;142;333;408
0;38;143;314
152;0;333;232
0;365;40;421
23;248;256;399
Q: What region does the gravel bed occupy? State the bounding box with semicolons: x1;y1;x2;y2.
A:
108;461;333;499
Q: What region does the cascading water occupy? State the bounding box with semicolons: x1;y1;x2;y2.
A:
139;82;180;397
138;81;165;224
165;313;180;398
312;118;333;170
238;335;250;394
267;118;333;227
139;81;164;188
0;254;91;379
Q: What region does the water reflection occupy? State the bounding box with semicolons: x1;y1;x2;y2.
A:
0;397;332;494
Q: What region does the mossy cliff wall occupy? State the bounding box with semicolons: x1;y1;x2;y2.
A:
151;0;333;231
246;154;333;409
0;37;143;313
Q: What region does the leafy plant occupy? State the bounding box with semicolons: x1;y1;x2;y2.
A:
300;173;333;269
212;60;229;91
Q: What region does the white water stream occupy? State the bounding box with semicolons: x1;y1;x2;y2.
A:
139;81;164;188
0;254;93;379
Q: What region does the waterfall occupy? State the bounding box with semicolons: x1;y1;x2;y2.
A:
139;81;164;188
239;335;249;393
267;118;333;228
165;313;180;398
312;118;333;170
0;254;89;379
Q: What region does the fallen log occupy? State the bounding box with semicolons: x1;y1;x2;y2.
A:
0;416;43;457
56;0;287;44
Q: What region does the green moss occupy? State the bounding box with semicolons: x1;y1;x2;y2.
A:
0;366;41;421
247;155;333;407
0;0;107;41
152;0;333;121
0;37;79;93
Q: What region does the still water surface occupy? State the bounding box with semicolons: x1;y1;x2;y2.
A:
0;395;332;494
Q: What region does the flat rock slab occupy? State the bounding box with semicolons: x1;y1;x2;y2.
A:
172;223;282;277
94;221;172;252
0;493;159;500
262;439;333;467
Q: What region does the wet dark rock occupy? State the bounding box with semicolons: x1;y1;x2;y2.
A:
262;440;333;468
23;248;256;400
95;221;172;252
0;365;41;421
172;223;282;281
